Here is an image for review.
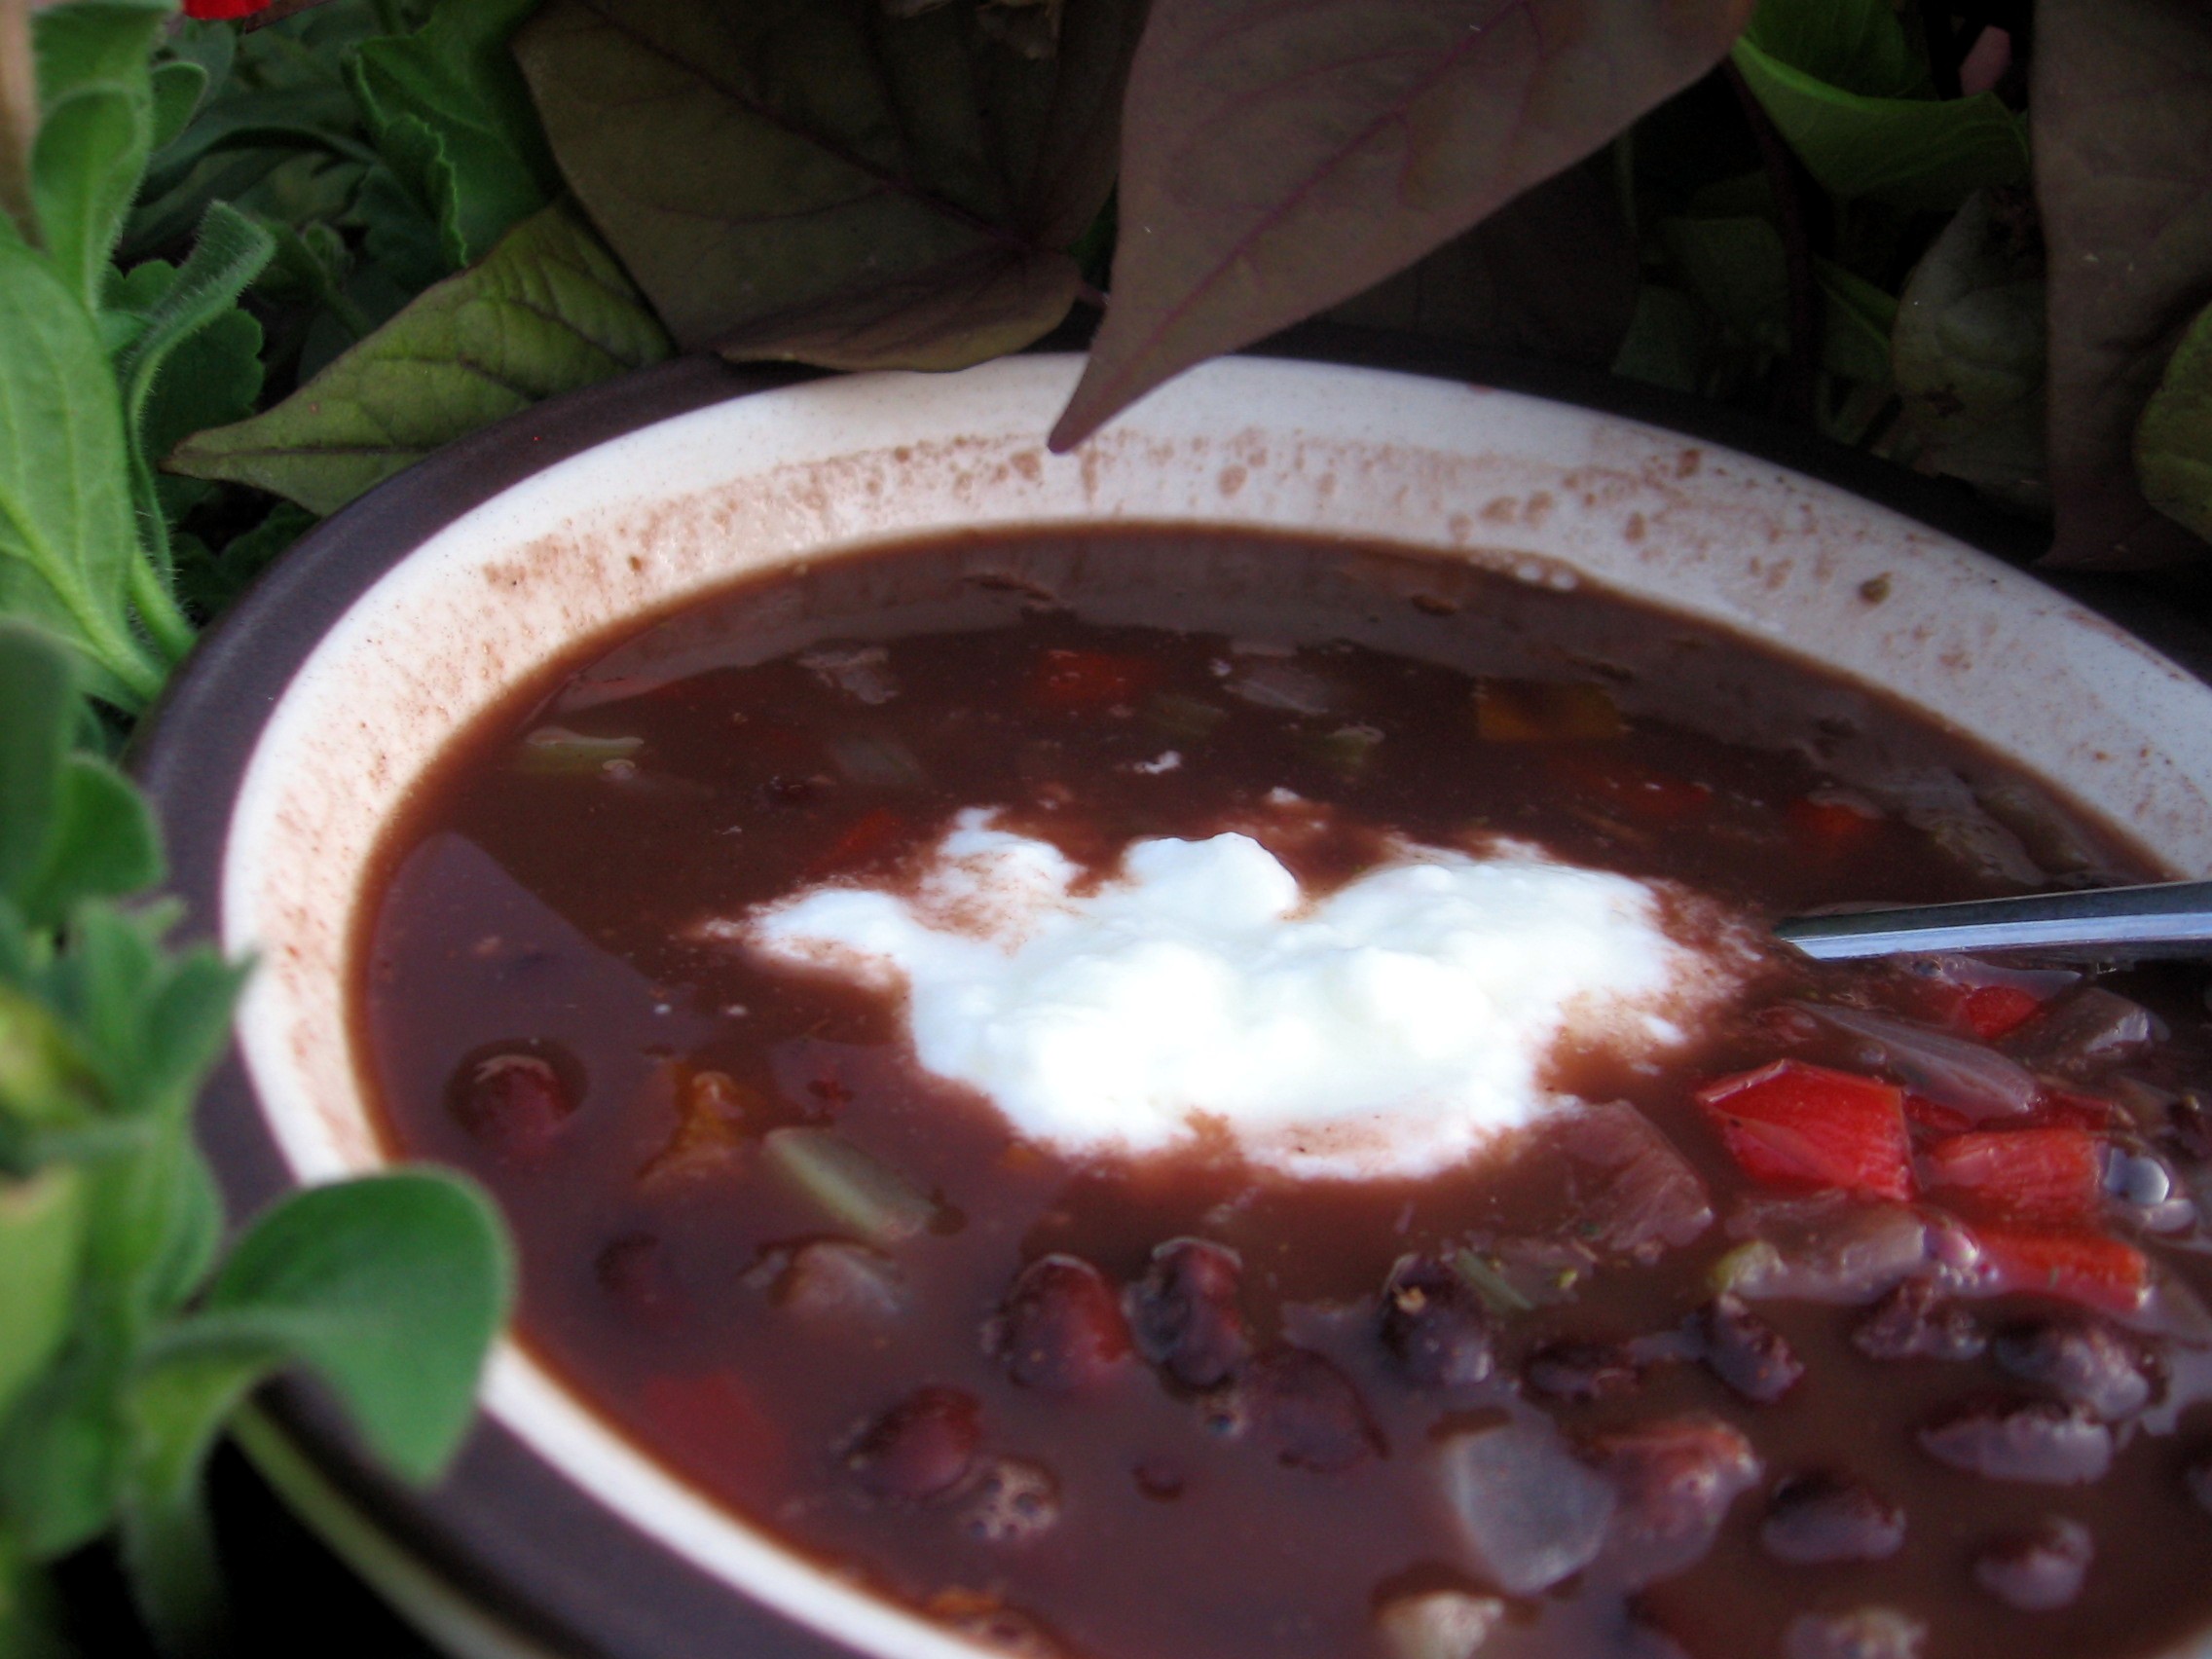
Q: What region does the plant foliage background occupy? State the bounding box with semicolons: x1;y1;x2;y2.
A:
1;0;2211;1650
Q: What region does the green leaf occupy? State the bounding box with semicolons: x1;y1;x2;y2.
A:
0;1166;85;1427
513;0;1146;368
1740;0;1925;98
30;0;172;309
29;85;148;315
350;0;560;269
173;500;315;622
167;203;671;515
0;1337;128;1559
147;60;206;151
1611;285;1707;394
15;758;160;931
1659;215;1788;356
0;985;104;1137
111;203;273;567
0;624;72;903
2035;0;2212;568
1728;33;2027;214
1051;0;1755;449
153;1170;512;1483
1889;187;2047;512
2138;299;2212;548
0;237;164;708
1813;256;1897;389
0;1533;73;1659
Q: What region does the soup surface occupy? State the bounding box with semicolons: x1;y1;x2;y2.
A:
357;529;2212;1659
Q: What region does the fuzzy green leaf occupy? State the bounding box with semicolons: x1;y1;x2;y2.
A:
15;758;160;931
0;1167;85;1427
31;0;171;310
2036;0;2212;568
1051;0;1755;449
149;1170;512;1484
514;0;1143;367
147;60;206;151
0;239;162;708
2138;299;2212;547
350;0;560;269
111;203;273;560
166;203;670;514
0;624;73;903
1729;33;2026;214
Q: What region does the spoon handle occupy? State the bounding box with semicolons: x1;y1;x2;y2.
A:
1774;880;2212;962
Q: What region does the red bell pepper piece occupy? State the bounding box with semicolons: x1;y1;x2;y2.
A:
805;806;906;877
1925;1126;2104;1225
1031;648;1159;711
1971;1225;2150;1316
1786;795;1882;857
1695;1060;1914;1202
1959;983;2045;1041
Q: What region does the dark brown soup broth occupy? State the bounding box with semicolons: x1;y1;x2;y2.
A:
357;529;2212;1659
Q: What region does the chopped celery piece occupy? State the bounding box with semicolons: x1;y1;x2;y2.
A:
1142;691;1228;740
762;1127;938;1245
1306;722;1384;778
516;726;644;775
1450;1248;1534;1314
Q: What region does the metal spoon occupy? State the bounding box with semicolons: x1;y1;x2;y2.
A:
1774;880;2212;962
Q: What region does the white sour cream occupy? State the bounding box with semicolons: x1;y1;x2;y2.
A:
742;811;1743;1180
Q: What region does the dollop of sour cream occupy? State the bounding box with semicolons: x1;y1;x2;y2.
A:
743;810;1744;1180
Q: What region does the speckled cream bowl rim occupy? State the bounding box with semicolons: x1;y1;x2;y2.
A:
208;351;2212;1659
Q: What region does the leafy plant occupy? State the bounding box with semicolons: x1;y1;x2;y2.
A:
0;620;511;1657
7;0;2212;1645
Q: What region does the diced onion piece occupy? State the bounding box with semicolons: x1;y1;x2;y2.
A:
1474;680;1624;742
1696;1059;1915;1201
1225;659;1340;715
1711;1199;1932;1305
1375;1592;1504;1659
515;726;644;775
2009;988;2163;1073
1805;1003;2039;1121
1438;1419;1616;1596
761;1127;939;1246
829;732;926;789
1551;1101;1713;1258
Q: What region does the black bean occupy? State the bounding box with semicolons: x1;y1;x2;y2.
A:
1758;1471;1905;1565
1526;1339;1641;1402
1973;1516;2093;1611
959;1456;1061;1545
1699;1295;1803;1404
1126;1237;1248;1390
1918;1395;2112;1485
1992;1315;2154;1419
989;1255;1130;1396
2186;1452;2212;1516
842;1385;982;1503
1239;1346;1383;1472
450;1050;575;1164
594;1233;680;1327
1852;1279;1985;1362
1379;1255;1497;1390
1587;1414;1760;1586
